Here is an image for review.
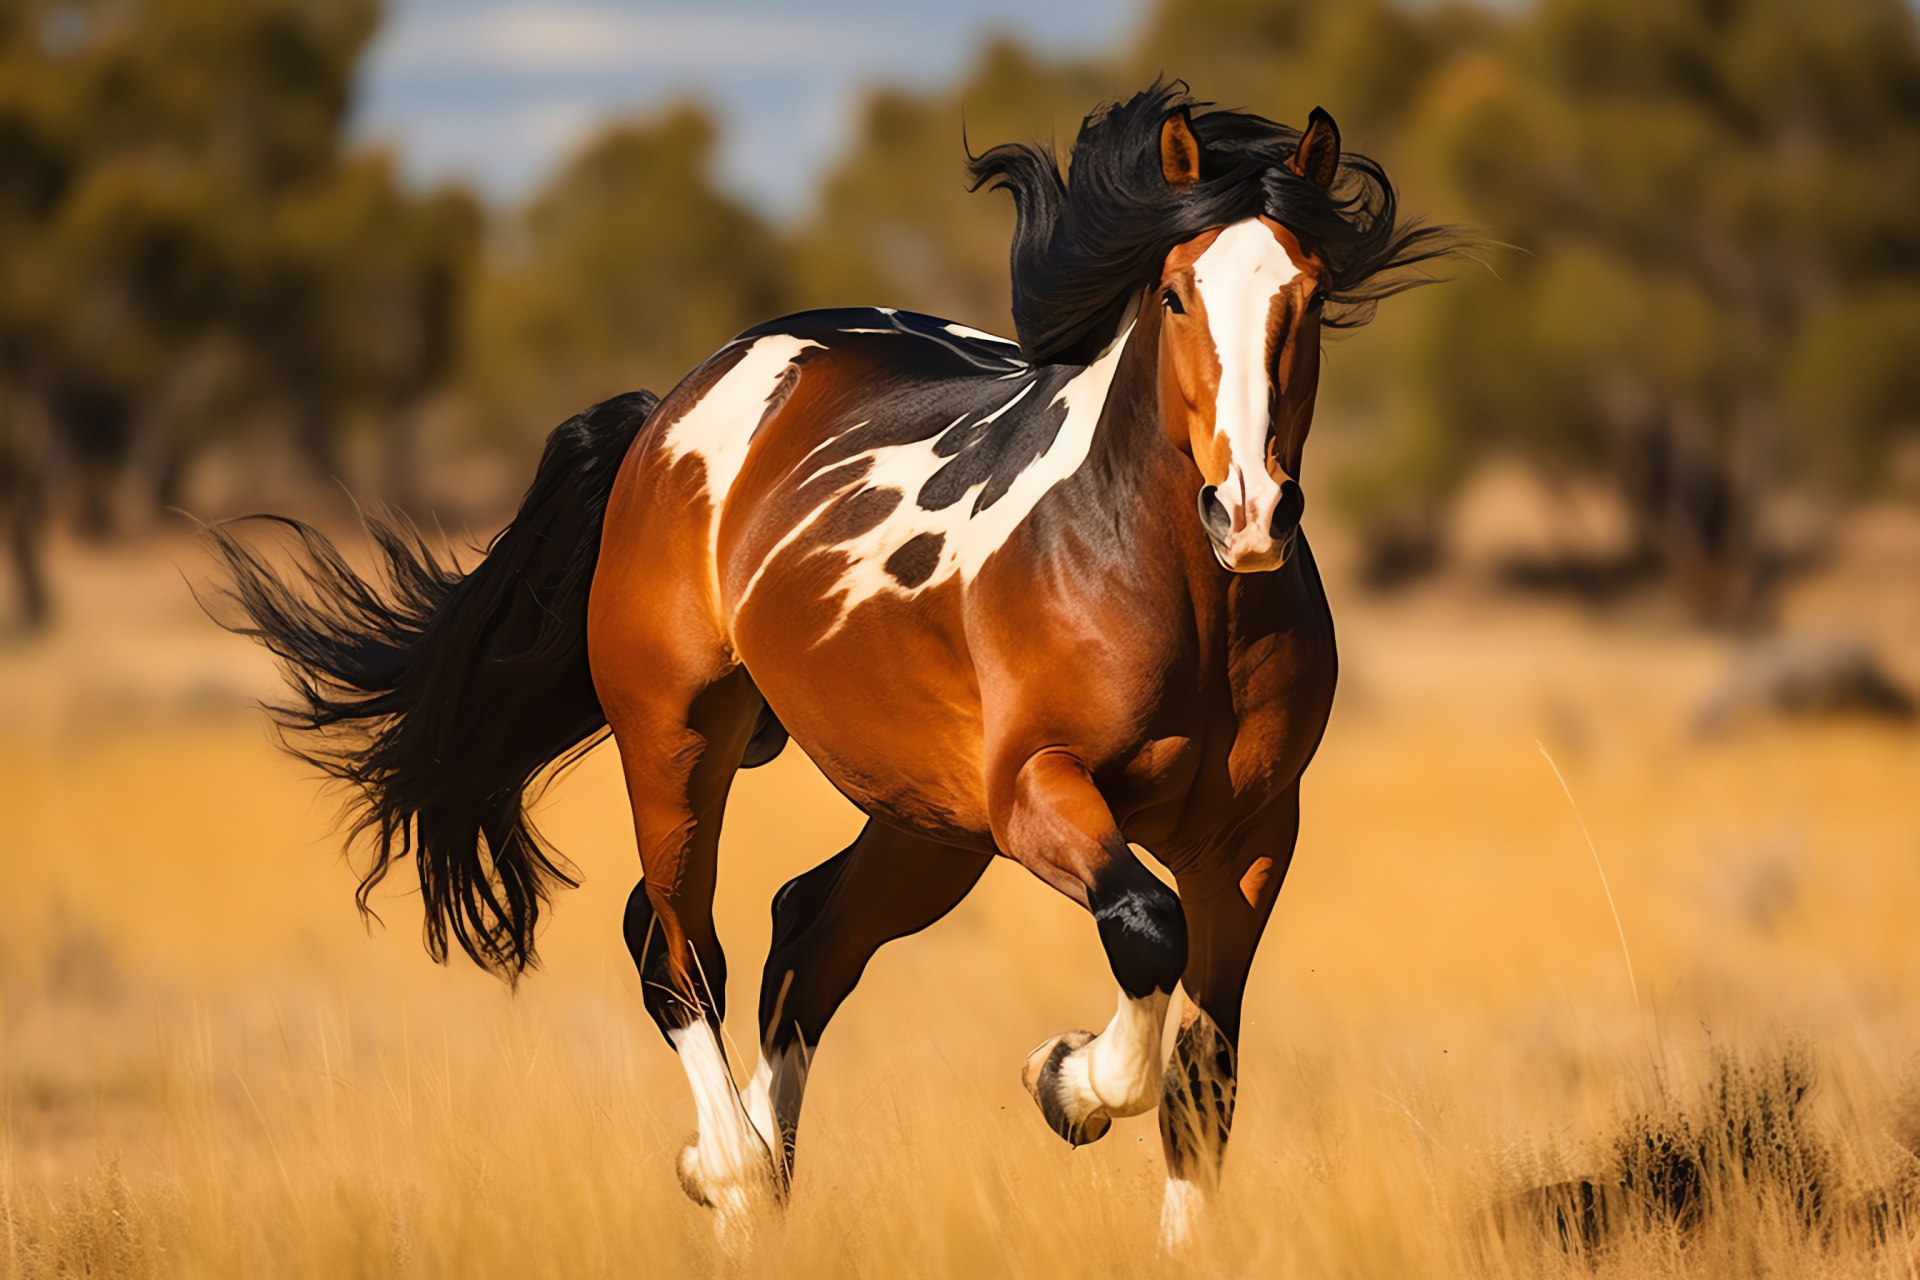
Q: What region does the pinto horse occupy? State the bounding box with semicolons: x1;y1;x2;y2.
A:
211;84;1454;1247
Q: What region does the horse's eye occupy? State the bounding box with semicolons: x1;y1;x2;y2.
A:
1162;288;1185;315
1308;287;1328;309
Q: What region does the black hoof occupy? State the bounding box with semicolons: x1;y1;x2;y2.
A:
1022;1031;1112;1147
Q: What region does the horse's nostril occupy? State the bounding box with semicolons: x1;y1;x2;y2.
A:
1197;485;1231;543
1270;480;1304;538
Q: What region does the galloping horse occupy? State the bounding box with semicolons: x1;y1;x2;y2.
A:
212;84;1454;1247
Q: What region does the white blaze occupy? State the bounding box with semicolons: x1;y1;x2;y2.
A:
1190;220;1299;529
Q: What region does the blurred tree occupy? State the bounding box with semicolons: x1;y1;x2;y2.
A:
1387;0;1920;620
0;0;479;629
1129;0;1490;148
789;39;1123;333
463;106;782;451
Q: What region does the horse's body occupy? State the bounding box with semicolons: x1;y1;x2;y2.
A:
599;305;1333;849
212;84;1452;1250
592;301;1336;1230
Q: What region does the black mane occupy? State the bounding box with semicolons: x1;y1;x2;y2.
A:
968;81;1461;365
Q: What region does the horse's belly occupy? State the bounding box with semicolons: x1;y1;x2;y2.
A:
734;577;993;849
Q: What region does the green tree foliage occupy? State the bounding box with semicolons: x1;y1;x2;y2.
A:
0;0;478;627
1392;0;1920;617
463;106;782;450
789;39;1123;332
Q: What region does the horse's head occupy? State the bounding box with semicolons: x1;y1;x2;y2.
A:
972;86;1459;572
1152;109;1340;574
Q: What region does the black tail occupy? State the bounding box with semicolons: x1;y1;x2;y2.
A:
206;390;658;982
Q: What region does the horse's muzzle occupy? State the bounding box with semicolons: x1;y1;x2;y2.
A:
1197;477;1303;573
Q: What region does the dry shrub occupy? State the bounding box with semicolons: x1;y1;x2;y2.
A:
1502;1040;1920;1268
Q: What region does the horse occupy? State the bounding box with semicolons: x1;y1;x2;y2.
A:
209;83;1456;1249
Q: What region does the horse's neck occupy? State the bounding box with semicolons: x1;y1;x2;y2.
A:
1075;329;1307;645
1082;322;1198;550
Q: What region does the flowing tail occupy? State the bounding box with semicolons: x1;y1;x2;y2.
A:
206;390;658;981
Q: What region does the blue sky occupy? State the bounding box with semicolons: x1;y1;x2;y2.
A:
352;0;1146;221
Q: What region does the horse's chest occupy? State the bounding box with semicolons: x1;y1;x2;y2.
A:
1112;619;1335;847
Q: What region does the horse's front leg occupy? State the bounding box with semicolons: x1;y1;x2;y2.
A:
1157;785;1297;1251
998;749;1188;1146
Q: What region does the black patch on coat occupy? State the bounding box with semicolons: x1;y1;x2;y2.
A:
737;306;1023;373
741;700;788;768
623;880;720;1039
883;532;945;587
918;392;1070;514
728;308;1091;520
814;484;901;545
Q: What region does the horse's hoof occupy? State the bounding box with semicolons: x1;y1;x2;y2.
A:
676;1132;718;1207
676;1127;777;1251
1022;1030;1112;1146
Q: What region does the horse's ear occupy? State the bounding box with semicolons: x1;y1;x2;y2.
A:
1288;107;1341;191
1159;109;1202;188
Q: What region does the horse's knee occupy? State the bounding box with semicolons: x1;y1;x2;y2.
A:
1088;867;1187;998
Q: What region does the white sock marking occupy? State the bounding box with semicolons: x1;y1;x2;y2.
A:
668;1022;771;1214
1048;988;1171;1122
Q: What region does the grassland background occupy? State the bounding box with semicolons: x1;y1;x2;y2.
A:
4;499;1920;1278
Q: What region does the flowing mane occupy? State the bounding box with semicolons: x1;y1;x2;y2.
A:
968;81;1460;365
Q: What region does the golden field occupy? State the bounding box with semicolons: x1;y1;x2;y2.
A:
4;506;1920;1278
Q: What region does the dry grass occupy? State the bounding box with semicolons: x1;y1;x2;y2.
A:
5;515;1920;1277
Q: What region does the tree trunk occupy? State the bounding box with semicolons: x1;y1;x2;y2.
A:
8;477;49;629
3;391;54;630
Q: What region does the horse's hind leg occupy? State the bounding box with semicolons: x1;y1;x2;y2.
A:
744;822;991;1189
597;630;774;1229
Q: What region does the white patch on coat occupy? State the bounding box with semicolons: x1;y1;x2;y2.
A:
668;1022;773;1237
1190;219;1299;525
1046;987;1171;1119
736;316;1135;638
658;333;822;566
